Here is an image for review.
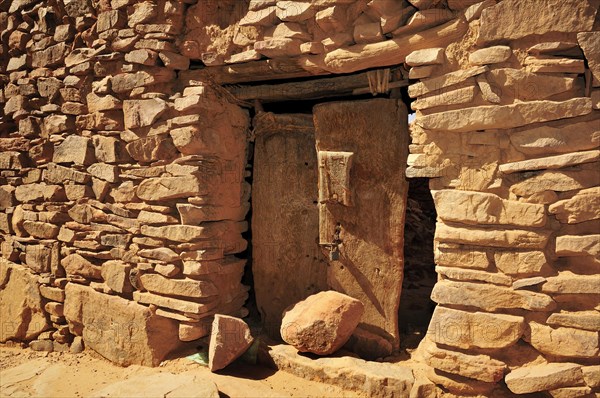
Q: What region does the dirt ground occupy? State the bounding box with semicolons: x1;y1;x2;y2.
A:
0;345;362;398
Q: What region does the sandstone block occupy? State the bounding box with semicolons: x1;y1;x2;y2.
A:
505;362;584;394
280;291;364;355
92;136;130;164
547;311;600;332
208;315;254;371
133;291;218;315
405;48;444;67
556;235;600;257
529;322;599;359
434;245;490;269
411;84;477;111
478;0;597;45
136;175;204;201
86;92;122;113
582;366;600;388
494;251;547;276
500;150;600;174
511;168;599;197
125;136;178;163
408;66;487;98
44;163;90;184
15;184;65;203
254;38;303;57
139;273;218;299
427;306;524;349
431;280;556;312
578;32;600;87
422;338;506;382
138;248;180;262
53;136;95;165
61;254;102;280
124;49;158;66
101;260;132;294
179;320;211;342
0;261;50;342
239;7;278;26
276;1;315;22
469;45;512;65
435;266;512;286
435;222;550;249
418;98;592;132
141;224;229;242
64;283;181;366
39;285;65;302
433;190;546;228
550;188;600;224
159;51;190;70
542;272;600;295
123;98;167;129
23;221;59;239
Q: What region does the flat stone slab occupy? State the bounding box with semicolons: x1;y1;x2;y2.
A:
91;372;219;398
260;343;414;398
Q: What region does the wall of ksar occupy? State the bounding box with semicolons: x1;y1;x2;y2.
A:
0;0;598;395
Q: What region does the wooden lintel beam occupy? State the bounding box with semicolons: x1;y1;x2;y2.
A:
181;58;329;85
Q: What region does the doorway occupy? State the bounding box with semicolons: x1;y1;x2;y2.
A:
250;97;414;359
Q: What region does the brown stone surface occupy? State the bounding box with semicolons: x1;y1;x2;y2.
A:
0;260;50;342
208;315;253;372
280;291;364;356
434;190;546;228
431;280;556;311
528;322;600;359
418;98;592;132
421;338;506;382
505;362;585;394
478;0;598;45
427;306;524;349
64;283;181;366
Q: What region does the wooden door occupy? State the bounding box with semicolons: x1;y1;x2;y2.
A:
252;112;328;337
313;99;409;356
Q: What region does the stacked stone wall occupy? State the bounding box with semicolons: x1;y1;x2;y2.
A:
0;0;250;365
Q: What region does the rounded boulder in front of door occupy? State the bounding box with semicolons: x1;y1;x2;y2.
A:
280;290;364;355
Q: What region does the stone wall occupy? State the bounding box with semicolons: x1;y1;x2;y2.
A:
1;0;599;395
403;0;600;395
1;0;250;365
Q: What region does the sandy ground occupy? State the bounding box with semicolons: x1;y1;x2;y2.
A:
0;345;362;398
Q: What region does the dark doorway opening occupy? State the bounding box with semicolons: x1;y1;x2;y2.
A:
399;177;437;351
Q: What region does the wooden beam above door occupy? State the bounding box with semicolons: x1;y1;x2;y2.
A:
224;69;409;103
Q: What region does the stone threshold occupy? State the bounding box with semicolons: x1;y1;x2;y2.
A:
257;342;417;398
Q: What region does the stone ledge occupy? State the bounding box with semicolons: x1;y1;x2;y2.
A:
258;343;414;398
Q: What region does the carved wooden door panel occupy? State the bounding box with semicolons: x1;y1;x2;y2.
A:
313;99;409;356
252;112;328;337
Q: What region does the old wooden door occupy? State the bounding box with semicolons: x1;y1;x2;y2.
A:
252;112;328;337
313;99;409;356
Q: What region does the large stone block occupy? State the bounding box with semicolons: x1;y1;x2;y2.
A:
433;190;546;228
578;32;600;87
435;222;550;249
427;306;524;349
431;280;556;311
53;135;95;165
0;260;50;342
549;188;600;224
505;362;584;394
478;0;598;45
421;338;506;382
528;322;600;359
64;283;181;366
418;98;592;133
136;175;205;201
280;291;364;355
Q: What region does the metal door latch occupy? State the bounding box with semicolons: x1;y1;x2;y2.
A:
319;224;342;261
